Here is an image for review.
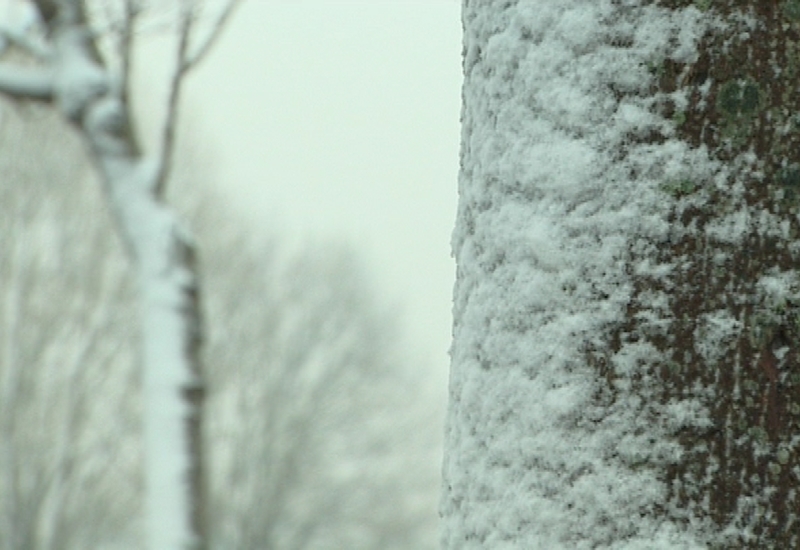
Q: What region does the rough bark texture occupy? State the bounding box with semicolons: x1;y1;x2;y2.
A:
444;1;800;548
646;1;800;546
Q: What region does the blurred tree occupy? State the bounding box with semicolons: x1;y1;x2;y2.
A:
0;103;442;549
0;1;238;548
173;148;443;550
0;100;140;550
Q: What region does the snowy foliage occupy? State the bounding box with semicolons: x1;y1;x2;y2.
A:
443;1;725;547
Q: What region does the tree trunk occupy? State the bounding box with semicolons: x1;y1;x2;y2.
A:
443;1;800;547
0;1;207;548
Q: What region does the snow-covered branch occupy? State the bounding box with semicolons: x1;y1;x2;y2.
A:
0;24;51;59
0;0;222;548
0;64;52;98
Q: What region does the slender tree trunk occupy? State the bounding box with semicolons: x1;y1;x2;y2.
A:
444;1;800;547
0;1;207;548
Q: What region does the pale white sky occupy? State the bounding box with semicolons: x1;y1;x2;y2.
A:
180;1;463;378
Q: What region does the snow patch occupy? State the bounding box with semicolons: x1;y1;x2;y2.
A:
694;310;742;365
444;1;720;547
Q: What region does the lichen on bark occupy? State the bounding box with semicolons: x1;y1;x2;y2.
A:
633;0;800;545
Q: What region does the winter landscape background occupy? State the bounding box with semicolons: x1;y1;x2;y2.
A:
0;0;462;548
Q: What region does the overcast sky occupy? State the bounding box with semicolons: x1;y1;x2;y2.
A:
178;1;463;380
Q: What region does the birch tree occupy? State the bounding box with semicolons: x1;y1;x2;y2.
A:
0;99;442;548
0;1;236;548
444;1;800;547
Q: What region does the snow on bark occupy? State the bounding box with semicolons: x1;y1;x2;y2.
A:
443;2;717;547
77;60;204;550
100;149;203;550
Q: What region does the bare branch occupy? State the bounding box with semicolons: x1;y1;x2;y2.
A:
184;0;241;71
0;65;53;99
153;1;192;197
38;253;126;550
153;0;239;197
0;26;52;60
119;0;139;110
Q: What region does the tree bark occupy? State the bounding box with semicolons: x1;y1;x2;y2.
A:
444;1;800;547
646;1;800;545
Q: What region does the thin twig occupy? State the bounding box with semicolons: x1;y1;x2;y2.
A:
119;0;138;110
154;0;241;196
153;0;193;197
0;64;53;99
185;0;241;70
0;26;52;60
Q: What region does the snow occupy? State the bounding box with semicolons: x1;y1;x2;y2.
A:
53;27;110;120
443;1;723;547
51;12;197;548
694;310;741;365
120;159;197;550
0;2;200;548
81;144;197;550
0;0;37;40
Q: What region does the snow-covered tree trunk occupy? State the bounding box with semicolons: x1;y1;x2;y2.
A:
444;1;800;547
0;1;212;548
